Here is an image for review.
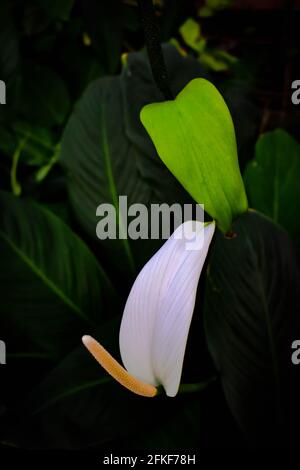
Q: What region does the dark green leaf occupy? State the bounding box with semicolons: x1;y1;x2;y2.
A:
22;3;51;36
0;126;14;156
0;191;116;358
61;76;144;275
12;122;56;166
125;399;202;450
37;0;75;21
20;64;70;127
60;45;206;274
0;1;19;82
0;1;20;123
204;210;300;444
244;129;300;245
82;0;122;74
220;79;260;169
5;319;177;449
121;44;208;155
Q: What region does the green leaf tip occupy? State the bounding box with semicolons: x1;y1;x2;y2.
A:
140;78;248;233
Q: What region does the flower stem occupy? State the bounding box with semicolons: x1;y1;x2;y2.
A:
178;376;216;395
137;0;173;101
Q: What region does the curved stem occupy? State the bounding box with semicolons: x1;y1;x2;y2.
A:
11;134;29;196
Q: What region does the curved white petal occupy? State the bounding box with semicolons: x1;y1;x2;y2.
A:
119;220;215;395
152;221;215;396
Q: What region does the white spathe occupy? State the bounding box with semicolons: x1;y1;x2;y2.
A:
119;220;215;397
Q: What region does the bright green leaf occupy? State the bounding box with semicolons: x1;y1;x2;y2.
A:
199;50;238;72
10;134;28;196
140;78;248;233
179;18;206;54
199;51;229;72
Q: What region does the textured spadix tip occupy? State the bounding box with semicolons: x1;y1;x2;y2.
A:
82;335;157;398
82;335;90;344
82;335;93;346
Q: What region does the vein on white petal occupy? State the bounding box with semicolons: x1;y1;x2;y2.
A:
152;222;215;396
119;220;215;392
119;234;180;385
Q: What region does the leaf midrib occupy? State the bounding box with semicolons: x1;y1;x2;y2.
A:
100;103;135;273
0;230;92;324
33;377;112;414
247;232;281;411
273;140;279;222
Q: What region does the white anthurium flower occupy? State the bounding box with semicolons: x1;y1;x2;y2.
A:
82;220;215;398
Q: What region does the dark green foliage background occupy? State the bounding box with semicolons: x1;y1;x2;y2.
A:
0;0;300;450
